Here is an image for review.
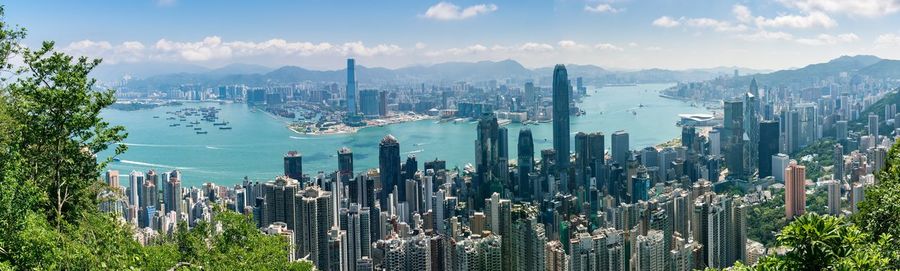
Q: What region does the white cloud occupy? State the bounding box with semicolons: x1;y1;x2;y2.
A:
518;42;554;52
652;16;681;28
63;36;403;63
594;43;624;51
794;33;859;45
557;40;582;49
739;30;795;42
754;11;836;29
778;0;900;17
875;33;900;47
685;18;748;32
415;42;427;49
584;4;621;14
738;30;857;46
733;4;753;22
421;2;498;21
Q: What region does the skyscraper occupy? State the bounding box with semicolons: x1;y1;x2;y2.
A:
772;153;790;182
611;130;630;166
552;64;571;170
475;113;501;210
744;87;760;174
723;100;745;179
833;144;844;181
338;147;354;182
785;160;806;219
379;135;401;210
826;179;841;215
296;186;333;270
868;113;879;137
263;176;298;230
758;121;780;178
284;151;303;180
347;58;357;115
517;128;534;199
164;170;181;214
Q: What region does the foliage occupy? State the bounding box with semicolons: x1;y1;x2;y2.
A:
853;139;900;268
792;139;836;181
746;189;788;247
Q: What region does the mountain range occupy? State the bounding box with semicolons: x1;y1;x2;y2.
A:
109;60;771;91
730;55;900;89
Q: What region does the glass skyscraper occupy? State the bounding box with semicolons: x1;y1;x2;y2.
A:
552;64;570;170
347;58;357;115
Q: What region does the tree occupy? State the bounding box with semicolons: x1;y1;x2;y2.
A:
853;140;900;268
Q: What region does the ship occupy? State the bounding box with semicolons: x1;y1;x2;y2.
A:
169;124;180;127
193;128;202;130
213;122;229;126
186;125;194;127
196;131;208;134
218;127;232;130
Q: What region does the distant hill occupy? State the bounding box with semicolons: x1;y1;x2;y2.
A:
732;55;892;89
116;59;769;91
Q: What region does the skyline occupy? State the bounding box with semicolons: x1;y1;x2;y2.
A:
5;0;900;71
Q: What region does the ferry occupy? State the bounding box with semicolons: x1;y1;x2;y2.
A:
193;128;202;130
186;125;194;127
153;116;160;119
196;131;208;134
218;127;232;130
213;122;229;126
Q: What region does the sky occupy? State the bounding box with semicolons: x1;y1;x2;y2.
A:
5;0;900;71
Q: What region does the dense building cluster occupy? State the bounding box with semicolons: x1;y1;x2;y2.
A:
100;62;899;270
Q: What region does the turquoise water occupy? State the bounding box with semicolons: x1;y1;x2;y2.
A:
103;83;707;186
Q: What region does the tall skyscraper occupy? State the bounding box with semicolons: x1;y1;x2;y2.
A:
611;130;630;166
758;121;780;178
552;64;571;170
772;153;790;182
347;58;357;115
475;113;501;210
284;151;303;180
785;160;806;219
379;135;401;210
338;147;354;182
833;144;844;181
744;87;760;174
723;100;745;179
517;128;535;199
826;180;841;215
164;170;181;214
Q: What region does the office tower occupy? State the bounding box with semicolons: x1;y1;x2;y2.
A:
785;160;806;219
611;130;630;166
772;153;790;182
359;89;380;116
517;128;535;199
574;132;589;193
475;113;501;210
378;91;388;116
868;113;879;136
499;126;509;188
723;100;745;179
284;151;303;180
263;176;298;230
758;121;780;178
826;180;841;215
379;135;401;210
296;186;333;270
637;230;666;271
631;167;650;203
835;120;848;141
402;155;418;185
833;144;844;181
708;128;721;156
262;222;296;262
347;58;357;114
106;170;120;188
138;173;157;228
587;132;605;167
744;88;760;175
552;64;571;170
164;170;181;214
338;147;354;182
128;171;143;209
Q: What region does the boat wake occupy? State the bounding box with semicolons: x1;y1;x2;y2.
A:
115;159;194;170
403;149;425;155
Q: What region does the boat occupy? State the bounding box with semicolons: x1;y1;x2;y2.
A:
193;128;202;130
153;116;160;119
186;125;194;127
196;131;208;134
213;122;229;126
169;124;180;127
219;127;232;130
190;121;200;124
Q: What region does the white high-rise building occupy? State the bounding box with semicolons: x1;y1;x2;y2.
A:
826;180;841;215
772;153;790;182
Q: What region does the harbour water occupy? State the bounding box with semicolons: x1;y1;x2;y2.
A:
103;83;708;186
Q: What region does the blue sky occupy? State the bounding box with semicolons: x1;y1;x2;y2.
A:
5;0;900;70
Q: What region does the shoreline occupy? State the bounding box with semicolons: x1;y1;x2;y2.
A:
288;113;437;136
